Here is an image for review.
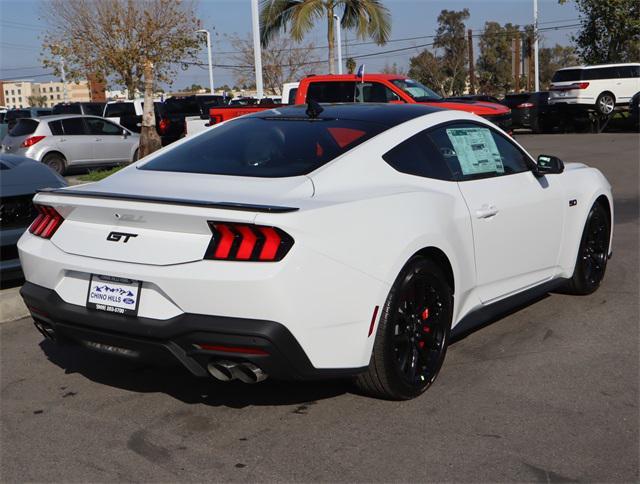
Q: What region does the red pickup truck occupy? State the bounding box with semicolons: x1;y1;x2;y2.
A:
209;74;512;131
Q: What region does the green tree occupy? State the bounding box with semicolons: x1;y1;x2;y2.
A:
184;83;205;92
260;0;391;74
433;9;469;96
41;0;202;157
559;0;640;63
476;21;520;95
346;57;356;74
539;44;578;88
27;94;48;107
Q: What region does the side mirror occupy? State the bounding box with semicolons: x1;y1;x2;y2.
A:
121;129;129;138
535;154;564;175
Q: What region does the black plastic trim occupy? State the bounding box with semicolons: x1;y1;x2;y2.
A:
37;188;299;213
20;282;365;380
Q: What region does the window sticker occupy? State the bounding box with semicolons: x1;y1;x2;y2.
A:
445;127;504;176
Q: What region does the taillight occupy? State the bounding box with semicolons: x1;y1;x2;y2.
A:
158;117;169;135
28;204;64;239
575;82;590;89
516;102;535;108
204;222;294;262
20;135;46;148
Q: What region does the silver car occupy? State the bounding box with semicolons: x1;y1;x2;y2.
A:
0;114;139;174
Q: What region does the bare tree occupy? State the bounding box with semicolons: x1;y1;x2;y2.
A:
227;34;317;95
381;62;407;76
41;0;202;157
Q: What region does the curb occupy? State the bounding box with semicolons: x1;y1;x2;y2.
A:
0;286;29;324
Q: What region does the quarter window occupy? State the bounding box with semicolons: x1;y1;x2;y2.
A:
383;132;454;181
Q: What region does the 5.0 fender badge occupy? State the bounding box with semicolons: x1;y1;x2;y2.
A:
569;199;577;207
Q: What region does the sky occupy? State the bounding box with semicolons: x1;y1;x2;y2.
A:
0;0;581;92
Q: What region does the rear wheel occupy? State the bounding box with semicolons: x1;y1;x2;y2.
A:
355;256;453;400
595;92;615;115
42;153;66;175
564;201;610;295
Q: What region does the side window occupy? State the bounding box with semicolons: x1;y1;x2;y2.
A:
619;65;640;78
104;103;135;118
356;82;401;103
426;124;530;180
61;117;88;135
306;82;356;102
287;88;298;104
383;131;454;181
85;117;122;135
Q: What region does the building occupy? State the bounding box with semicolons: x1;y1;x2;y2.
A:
1;78;105;109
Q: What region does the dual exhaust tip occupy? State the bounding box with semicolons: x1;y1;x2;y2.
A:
207;359;268;384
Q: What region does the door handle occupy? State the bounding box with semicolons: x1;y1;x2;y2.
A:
475;205;499;219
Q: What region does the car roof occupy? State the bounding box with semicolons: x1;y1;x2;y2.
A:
247;103;443;127
303;73;406;82
26;114;114;122
557;62;640;70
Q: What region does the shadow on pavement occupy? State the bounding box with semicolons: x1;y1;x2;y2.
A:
39;339;351;408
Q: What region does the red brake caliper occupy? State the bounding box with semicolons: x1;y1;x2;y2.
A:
418;308;430;348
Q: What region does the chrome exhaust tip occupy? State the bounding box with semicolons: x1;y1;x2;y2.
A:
207;360;238;381
232;362;268;384
33;320;56;342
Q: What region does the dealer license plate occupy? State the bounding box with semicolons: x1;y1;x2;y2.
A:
86;274;142;316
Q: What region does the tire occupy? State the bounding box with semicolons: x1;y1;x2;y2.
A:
354;256;453;400
563;201;610;295
132;148;139;162
42;153;67;175
595;92;616;116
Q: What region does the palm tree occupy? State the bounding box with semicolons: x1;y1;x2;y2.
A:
260;0;391;74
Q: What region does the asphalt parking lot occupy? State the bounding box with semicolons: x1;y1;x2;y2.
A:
1;133;638;482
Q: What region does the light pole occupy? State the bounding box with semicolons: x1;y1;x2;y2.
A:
333;14;343;74
251;0;264;99
533;0;540;91
59;55;68;103
196;29;215;94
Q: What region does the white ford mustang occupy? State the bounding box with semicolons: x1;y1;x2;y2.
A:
18;103;613;400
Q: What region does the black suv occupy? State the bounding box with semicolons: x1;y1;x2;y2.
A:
52;102;106;117
502;92;557;133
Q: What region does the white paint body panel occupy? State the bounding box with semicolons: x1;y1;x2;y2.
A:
18;110;613;371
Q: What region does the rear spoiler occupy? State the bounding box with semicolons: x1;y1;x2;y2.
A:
37;188;299;213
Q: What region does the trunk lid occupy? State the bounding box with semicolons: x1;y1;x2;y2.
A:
36;169;311;266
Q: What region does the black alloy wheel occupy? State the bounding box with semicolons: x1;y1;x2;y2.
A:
355;257;453;400
564;202;610;295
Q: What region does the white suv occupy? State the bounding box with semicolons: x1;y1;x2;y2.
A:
549;63;640;115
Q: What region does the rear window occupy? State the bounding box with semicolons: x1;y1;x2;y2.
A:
9;119;38;136
104;103;136;117
139;117;386;177
52;104;81;115
552;69;583;82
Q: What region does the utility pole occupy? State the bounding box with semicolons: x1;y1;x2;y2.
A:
533;0;540;91
250;0;264;99
333;14;343;74
196;29;215;93
60;56;68;102
514;32;521;92
527;34;534;91
467;29;476;94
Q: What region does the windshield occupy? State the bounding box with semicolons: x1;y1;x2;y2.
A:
391;79;442;101
139;117;386;178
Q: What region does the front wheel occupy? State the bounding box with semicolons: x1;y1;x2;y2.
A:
563;201;610;295
354;256;453;400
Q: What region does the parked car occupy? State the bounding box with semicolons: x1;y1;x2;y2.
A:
209;74;512;132
0;115;139;174
4;107;52;131
502;91;557;133
1;153;66;281
18;103;612;400
549;63;640;115
52;102;106;117
630;92;640;130
446;94;502;104
0;108;8;142
104;100;184;146
282;82;300;104
163;94;227;137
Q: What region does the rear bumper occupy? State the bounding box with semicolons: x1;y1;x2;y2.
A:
21;282;366;380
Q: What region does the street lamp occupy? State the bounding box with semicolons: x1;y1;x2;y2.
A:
333;14;343;75
196;29;215;94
